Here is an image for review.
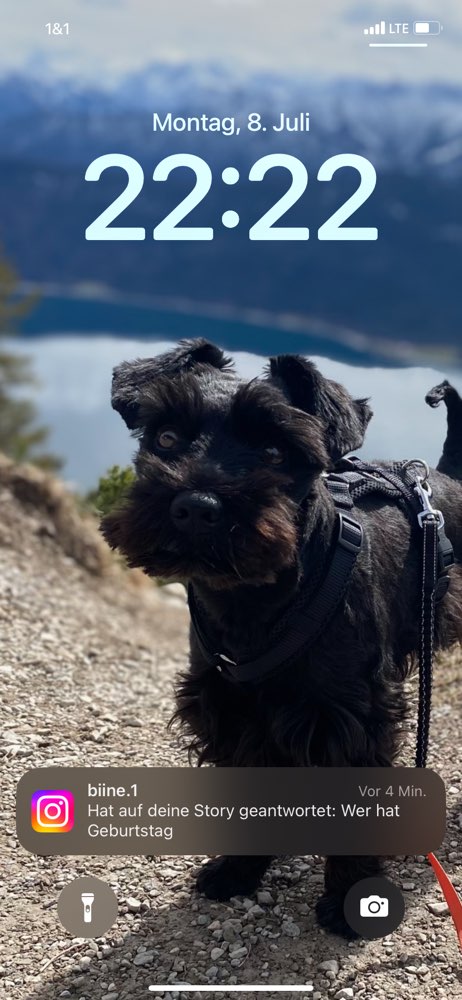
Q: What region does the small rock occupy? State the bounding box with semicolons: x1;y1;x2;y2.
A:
102;994;119;1000
229;946;248;959
282;921;301;938
133;951;155;966
210;948;225;961
206;966;218;979
127;896;141;912
427;901;449;916
335;990;354;999
319;960;339;975
246;904;265;918
222;919;243;941
79;957;91;971
257;890;274;905
162;582;186;601
402;882;416;891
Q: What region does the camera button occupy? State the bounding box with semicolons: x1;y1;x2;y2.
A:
344;876;405;939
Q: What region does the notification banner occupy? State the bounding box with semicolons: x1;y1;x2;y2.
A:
17;767;445;857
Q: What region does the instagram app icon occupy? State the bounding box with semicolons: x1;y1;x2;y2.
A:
31;790;74;833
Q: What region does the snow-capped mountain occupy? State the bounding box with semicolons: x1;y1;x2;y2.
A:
0;66;462;175
0;65;461;351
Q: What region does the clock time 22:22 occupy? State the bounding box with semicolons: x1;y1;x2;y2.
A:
85;153;378;242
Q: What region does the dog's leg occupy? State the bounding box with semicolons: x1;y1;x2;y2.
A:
316;854;383;939
315;724;396;938
196;855;274;901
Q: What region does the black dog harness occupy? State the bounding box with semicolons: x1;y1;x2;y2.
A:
188;457;455;766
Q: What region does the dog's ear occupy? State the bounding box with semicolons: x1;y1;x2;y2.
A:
111;338;234;429
268;355;372;463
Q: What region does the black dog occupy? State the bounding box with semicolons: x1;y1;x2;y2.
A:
102;340;462;938
426;379;462;480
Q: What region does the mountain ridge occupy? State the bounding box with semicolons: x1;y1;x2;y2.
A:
1;66;462;174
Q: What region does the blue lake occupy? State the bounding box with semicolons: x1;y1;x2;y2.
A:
12;331;462;492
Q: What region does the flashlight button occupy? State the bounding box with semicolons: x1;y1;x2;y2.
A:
57;876;118;937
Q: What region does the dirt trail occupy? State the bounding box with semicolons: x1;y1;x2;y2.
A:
0;459;461;1000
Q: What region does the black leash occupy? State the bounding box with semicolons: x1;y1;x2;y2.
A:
335;457;455;767
417;516;438;768
411;466;454;767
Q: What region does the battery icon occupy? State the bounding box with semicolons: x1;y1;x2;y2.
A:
413;21;441;34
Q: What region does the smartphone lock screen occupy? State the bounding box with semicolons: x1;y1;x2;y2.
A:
0;3;461;999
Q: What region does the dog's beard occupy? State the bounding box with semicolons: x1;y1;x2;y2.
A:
101;463;301;588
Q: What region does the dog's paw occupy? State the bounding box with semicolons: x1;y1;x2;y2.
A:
315;891;359;940
196;857;262;901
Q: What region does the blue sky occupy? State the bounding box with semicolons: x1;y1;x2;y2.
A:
3;0;461;84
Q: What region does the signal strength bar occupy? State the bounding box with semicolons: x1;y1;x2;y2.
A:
364;21;386;35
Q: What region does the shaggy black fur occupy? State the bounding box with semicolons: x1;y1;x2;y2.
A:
102;340;462;939
426;379;462;480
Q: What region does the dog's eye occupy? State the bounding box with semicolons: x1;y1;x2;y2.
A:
262;445;284;465
155;426;181;450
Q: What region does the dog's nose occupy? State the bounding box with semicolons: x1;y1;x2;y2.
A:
170;491;223;533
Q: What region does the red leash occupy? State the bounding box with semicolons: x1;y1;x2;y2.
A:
427;852;462;950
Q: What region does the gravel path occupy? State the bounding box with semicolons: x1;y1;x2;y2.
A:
0;462;461;1000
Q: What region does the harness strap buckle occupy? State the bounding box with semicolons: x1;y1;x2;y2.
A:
324;477;354;509
337;511;363;554
414;477;445;530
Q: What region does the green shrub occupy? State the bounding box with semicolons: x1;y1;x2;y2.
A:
0;253;61;470
86;464;135;517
